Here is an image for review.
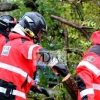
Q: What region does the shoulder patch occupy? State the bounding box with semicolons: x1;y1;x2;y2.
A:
87;56;95;62
1;46;11;56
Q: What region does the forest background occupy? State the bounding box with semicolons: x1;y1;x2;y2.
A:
0;0;100;100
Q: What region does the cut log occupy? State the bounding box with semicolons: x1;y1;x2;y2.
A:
62;74;78;100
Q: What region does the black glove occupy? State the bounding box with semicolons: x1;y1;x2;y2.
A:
30;84;50;97
53;63;69;77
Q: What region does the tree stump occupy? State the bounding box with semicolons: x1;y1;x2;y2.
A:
62;74;78;100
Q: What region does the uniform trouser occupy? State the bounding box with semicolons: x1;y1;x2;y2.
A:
0;79;16;100
0;92;15;100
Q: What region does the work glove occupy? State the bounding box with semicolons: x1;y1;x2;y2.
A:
52;63;69;77
30;84;50;97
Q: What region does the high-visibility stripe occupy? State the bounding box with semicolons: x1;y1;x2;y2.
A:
0;86;26;99
28;44;39;59
77;61;100;77
0;62;33;83
80;84;100;98
80;88;94;98
93;83;100;90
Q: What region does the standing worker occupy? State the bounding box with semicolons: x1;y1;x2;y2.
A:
0;14;49;98
0;14;17;53
0;12;68;100
76;31;100;100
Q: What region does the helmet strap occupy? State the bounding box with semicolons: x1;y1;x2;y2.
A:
33;35;39;44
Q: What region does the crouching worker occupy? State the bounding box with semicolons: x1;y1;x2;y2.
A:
0;12;68;100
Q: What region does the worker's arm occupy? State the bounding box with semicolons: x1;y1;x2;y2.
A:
37;48;69;77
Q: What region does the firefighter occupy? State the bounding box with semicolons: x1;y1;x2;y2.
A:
0;14;17;53
0;12;68;100
0;14;49;98
76;31;100;100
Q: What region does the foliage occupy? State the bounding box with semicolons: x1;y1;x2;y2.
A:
51;83;72;100
1;0;100;100
33;0;100;99
2;0;32;21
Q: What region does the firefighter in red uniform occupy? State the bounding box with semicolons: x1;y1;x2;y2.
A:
0;12;68;100
0;14;17;53
0;14;48;98
76;31;100;100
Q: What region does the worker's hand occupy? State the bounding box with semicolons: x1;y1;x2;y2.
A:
36;86;50;97
30;84;50;97
52;63;69;77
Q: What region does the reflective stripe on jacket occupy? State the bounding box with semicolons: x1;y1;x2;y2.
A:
76;57;100;100
76;31;100;100
0;33;42;100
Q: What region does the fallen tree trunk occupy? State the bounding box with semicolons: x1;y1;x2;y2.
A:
0;3;18;11
0;1;36;11
62;74;78;100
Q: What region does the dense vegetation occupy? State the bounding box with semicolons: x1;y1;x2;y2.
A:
1;0;100;99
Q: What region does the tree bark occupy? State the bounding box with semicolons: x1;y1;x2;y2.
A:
51;15;93;41
0;3;18;11
62;74;78;100
0;1;36;11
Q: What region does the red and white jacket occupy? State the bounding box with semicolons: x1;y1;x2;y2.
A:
0;33;42;100
0;24;68;99
0;26;10;54
0;34;9;54
76;31;100;100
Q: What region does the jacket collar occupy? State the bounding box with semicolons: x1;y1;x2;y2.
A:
11;24;25;36
9;32;32;41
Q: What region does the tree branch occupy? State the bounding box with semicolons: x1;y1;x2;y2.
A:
0;0;37;12
66;48;83;57
0;3;18;11
51;15;92;41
